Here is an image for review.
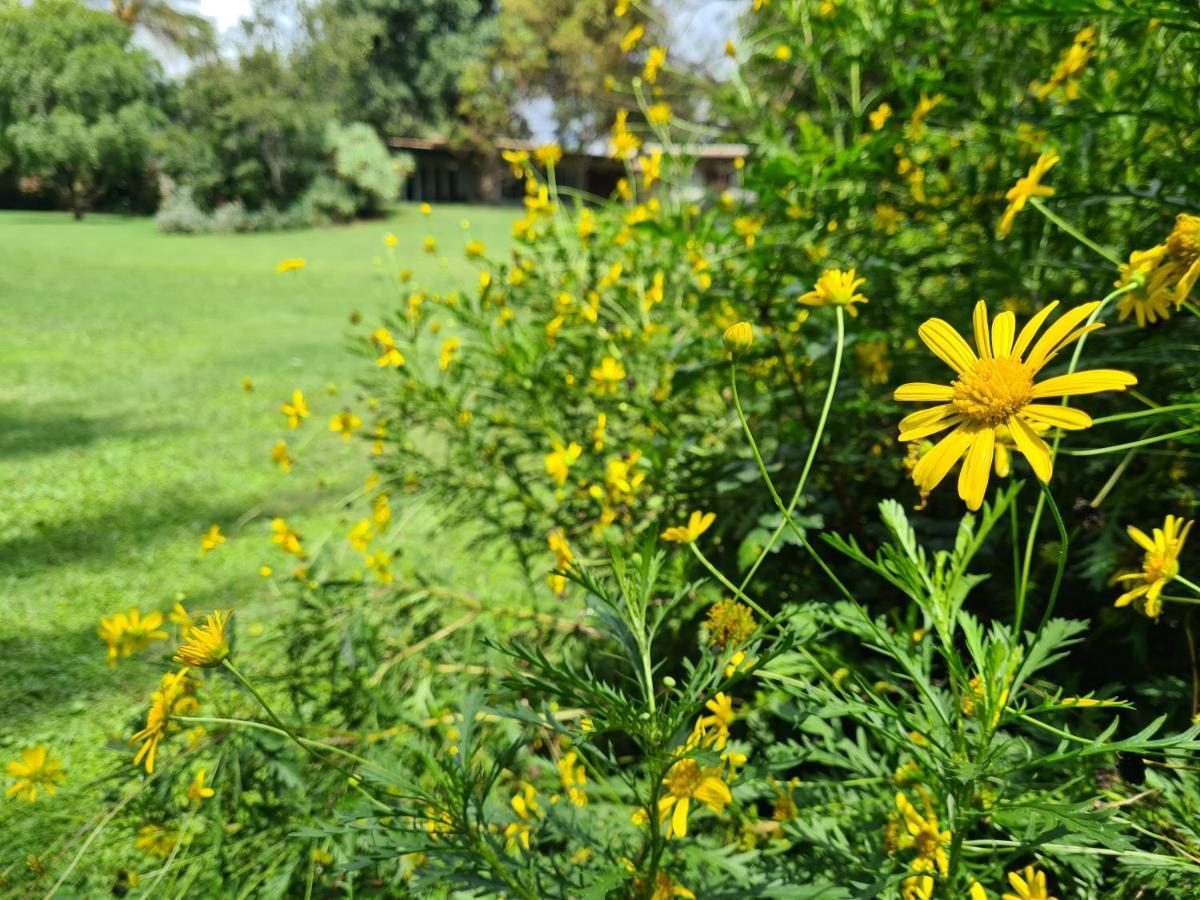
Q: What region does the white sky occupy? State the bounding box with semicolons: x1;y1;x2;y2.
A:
196;0;251;32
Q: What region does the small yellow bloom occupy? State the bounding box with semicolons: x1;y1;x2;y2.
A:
619;23;644;53
199;524;225;557
643;46;667;83
241;376;254;392
423;235;437;253
661;511;716;544
5;746;65;802
348;519;372;552
329;409;362;440
646;102;672;126
656;758;732;838
373;493;392;528
464;239;485;259
799;268;869;316
135;824;178;858
419;202;432;215
439;337;461;371
98;609;168;667
371;327;406;367
706;599;756;649
259;565;273;578
276;258;305;274
869;102;892;130
186;768;215;803
773;44;792;60
545;441;583;486
281;389;309;429
557;751;587;807
590;356;626;394
271;439;294;473
547;529;575;595
1003;865;1057;900
997;150;1059;238
384;232;398;248
271;518;304;556
174;610;232;668
1114;515;1193;620
533;144;562;168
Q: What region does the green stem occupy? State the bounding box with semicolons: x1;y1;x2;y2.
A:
689;542;775;625
1091;403;1200;425
738;307;845;592
1028;197;1120;266
1174;575;1200;598
1016;282;1132;630
1034;483;1069;637
1060;426;1200;456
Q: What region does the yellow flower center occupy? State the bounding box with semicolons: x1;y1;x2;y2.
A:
951;357;1034;427
1143;550;1180;585
912;825;942;860
1166;213;1200;266
665;759;704;798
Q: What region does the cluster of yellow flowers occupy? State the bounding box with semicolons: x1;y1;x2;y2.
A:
98;608;169;666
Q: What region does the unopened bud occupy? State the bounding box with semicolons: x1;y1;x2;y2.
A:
723;321;753;356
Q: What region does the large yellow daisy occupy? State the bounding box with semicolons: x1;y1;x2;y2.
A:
894;300;1136;509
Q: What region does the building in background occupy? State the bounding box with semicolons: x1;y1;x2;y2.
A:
388;137;747;204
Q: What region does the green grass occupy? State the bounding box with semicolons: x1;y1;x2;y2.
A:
0;204;515;884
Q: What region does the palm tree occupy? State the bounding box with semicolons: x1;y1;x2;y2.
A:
106;0;216;58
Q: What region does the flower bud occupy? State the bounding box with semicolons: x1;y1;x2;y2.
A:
723;321;753;356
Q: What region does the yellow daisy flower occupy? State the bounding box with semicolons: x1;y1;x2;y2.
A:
661;511;716;544
799;268;869;316
1114;515;1193;620
894;300;1136;509
5;746;65;802
281;389;309;429
997;150;1059;238
174;610;231;668
656;758;732;838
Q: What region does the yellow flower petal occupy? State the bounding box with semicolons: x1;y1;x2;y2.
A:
912;425;974;491
958;428;995;510
1023;301;1100;371
1008;415;1052;482
894;383;955;402
1011;300;1059;360
898;405;960;441
1021;404;1092;430
917;319;978;374
972;300;993;359
1031;369;1137;398
990;310;1016;358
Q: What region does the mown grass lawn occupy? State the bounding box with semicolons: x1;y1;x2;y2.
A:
0;204;515;882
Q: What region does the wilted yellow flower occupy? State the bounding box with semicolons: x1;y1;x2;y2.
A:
329;409;362;440
706;599;756;649
5;746;65;802
276;258;305;273
1003;865;1057;900
281;389;309;429
895;300;1136;509
643;46;666;82
997;150;1060;238
869;102;892;130
591;356;626;394
661;511;716;544
175;610;231;668
135;824;178;858
439;337;461;371
199;524;225;557
131;669;194;773
1114;515;1193;620
908;91;944;138
799;268;869;316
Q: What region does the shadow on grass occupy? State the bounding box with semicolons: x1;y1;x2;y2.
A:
0;405;160;460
